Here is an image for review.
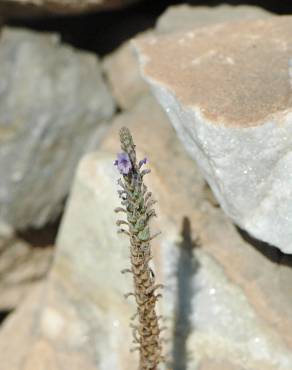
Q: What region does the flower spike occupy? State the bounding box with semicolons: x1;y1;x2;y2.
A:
114;127;163;370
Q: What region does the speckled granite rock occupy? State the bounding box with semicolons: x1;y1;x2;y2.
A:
1;96;291;370
0;27;114;230
135;16;292;254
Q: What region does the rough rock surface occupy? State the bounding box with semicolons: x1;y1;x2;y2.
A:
102;36;150;110
135;16;292;253
156;4;272;33
102;4;272;111
0;285;99;370
1;96;291;369
0;27;114;230
0;225;53;310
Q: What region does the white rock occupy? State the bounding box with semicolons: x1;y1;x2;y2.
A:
0;27;115;229
134;16;292;253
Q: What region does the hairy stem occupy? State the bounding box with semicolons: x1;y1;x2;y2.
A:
115;127;163;370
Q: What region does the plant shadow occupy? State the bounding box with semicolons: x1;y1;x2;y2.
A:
172;216;201;370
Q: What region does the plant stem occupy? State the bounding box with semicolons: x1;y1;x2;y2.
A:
115;127;163;370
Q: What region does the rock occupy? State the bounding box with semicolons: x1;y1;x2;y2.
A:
38;96;197;369
0;284;99;370
0;228;53;310
0;285;45;370
0;27;115;230
102;37;150;110
41;153;137;370
2;95;291;369
4;151;137;370
103;4;272;111
0;0;141;15
134;16;292;254
102;99;292;367
156;4;272;33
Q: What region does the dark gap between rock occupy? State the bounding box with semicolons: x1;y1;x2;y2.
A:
4;0;292;58
5;2;160;56
16;212;63;248
236;226;292;268
0;309;13;325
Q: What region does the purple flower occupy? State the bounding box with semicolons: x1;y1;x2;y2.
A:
114;152;132;175
139;157;148;168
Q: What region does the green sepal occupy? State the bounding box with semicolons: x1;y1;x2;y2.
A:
138;227;150;241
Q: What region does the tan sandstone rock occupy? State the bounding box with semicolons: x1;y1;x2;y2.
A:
135;16;292;253
103;4;272;111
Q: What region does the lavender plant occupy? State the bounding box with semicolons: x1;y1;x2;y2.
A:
114;127;164;370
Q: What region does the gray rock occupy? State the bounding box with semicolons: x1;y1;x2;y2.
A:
1;97;291;370
0;27;115;229
156;4;272;33
134;16;292;254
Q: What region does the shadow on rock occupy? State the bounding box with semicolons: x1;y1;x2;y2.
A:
172;216;200;370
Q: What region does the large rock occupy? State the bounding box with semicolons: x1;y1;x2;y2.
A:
1;96;291;369
134;16;292;254
102;4;272;111
0;27;115;230
156;4;272;33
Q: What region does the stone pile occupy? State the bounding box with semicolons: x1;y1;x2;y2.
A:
0;4;291;370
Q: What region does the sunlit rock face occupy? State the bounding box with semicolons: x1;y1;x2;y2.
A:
102;4;272;111
0;27;115;229
135;16;292;254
